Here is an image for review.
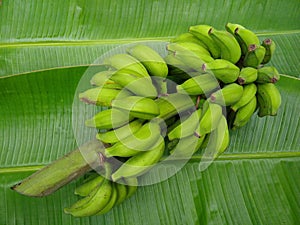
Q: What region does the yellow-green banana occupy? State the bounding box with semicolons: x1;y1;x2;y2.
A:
74;174;105;197
233;96;257;129
189;25;221;58
95;182;118;215
209;83;244;106
208;28;242;64
90;70;122;89
202;59;240;83
114;180;128;205
127;45;168;77
261;38;275;64
111;96;160;120
231;83;257;111
225;22;245;34
256;66;280;83
170;32;209;50
256;83;281;117
238;67;258;85
243;44;266;68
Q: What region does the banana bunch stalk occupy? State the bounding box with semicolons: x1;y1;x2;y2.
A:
12;23;282;217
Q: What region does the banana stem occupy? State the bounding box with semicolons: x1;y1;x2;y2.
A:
11;139;105;197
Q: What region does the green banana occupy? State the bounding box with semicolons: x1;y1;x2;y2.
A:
225;22;245;34
231;83;257;112
209;83;244;106
85;108;134;129
256;83;281;117
110;72;157;98
105;121;162;157
243;44;266;68
90;70;122;89
124;177;138;199
189;24;221;58
233;96;257;129
238;67;258;85
176;73;219;96
196;102;223;137
127;45;168;77
168;108;202;140
170;32;209;50
114;181;128;205
103;53;150;78
111;96;160;120
202;59;240;83
256;66;280;83
111;136;165;181
208;28;242;64
261;38;275;64
96;119;144;144
79;87;132;106
95;182;118;215
74;174;105;197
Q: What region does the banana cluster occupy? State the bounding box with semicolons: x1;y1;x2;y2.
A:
67;22;282;217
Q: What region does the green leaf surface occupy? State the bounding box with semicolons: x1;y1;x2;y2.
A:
0;0;300;224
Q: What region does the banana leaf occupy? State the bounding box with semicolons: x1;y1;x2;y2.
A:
0;0;299;224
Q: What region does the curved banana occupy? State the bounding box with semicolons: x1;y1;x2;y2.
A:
231;83;257;111
103;53;150;78
209;83;244;106
90;70;122;89
85;108;134;129
256;66;280;83
208;28;242;64
261;38;275;64
95;182;118;215
238;67;258;85
114;181;128;205
233;96;257;129
257;83;281;117
243;44;266;68
170;32;209;50
124;177;138;199
127;45;168;78
74;174;104;197
111;136;165;181
225;22;245;34
96;119;144;144
202;59;240;83
189;24;221;58
233;25;260;55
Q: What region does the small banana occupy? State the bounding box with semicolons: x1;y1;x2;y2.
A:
90;70;122;88
127;45;168;77
233;96;257;129
189;24;221;58
256;66;280;83
96;119;144;144
95;182;118;215
110;72;158;98
74;174;104;197
209;83;244;106
111;136;165;181
196;102;223;137
105;121;162;157
85;108;134;129
231;83;257;111
103;53;150;78
238;67;258;85
170;32;209;50
256;83;281;117
79;87;132;106
168;108;202;140
202;59;240;83
225;22;245;34
208;28;242;64
111;96;160;120
261;38;275;64
243;44;266;68
124;177;138;199
114;180;128;205
176;73;219;96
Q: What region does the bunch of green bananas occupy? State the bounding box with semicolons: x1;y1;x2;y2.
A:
67;22;282;216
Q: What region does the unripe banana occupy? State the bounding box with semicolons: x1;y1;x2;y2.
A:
171;32;209;50
103;53;150;78
176;73;219;95
256;83;281;117
243;44;266;68
209;83;244;106
90;70;122;88
111;96;160;120
208;28;242;64
110;72;157;98
96;119;144;144
111;136;165;181
225;22;245;34
95;182;118;215
261;38;275;64
127;45;168;77
114;180;128;205
196;102;223;137
85;108;134;129
105;121;162;157
231;83;257;111
124;177;138;199
202;59;240;83
164;53;197;73
79;87;132;106
74;174;104;197
168;108;202;140
189;25;221;58
256;66;280;83
233;96;257;129
238;67;258;85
